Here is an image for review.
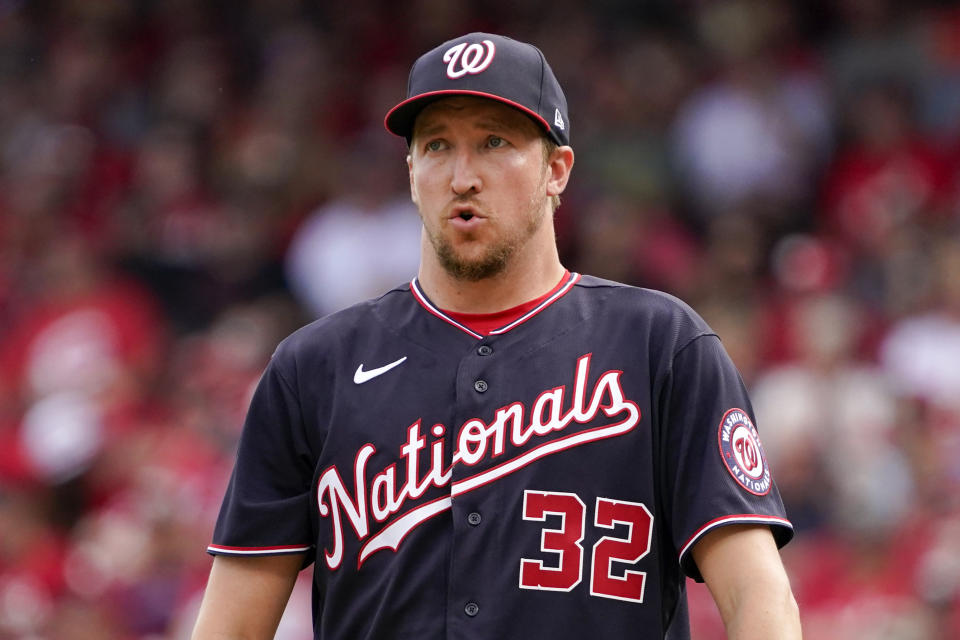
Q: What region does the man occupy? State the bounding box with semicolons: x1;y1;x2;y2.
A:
192;33;801;639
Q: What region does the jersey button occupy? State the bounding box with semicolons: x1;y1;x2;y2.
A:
464;602;480;617
477;345;493;356
467;512;482;526
474;379;488;393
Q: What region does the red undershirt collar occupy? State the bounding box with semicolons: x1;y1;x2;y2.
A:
441;270;573;336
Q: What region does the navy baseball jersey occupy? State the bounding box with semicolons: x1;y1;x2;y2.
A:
208;272;793;639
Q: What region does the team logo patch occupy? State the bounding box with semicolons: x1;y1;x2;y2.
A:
443;40;496;78
717;409;771;496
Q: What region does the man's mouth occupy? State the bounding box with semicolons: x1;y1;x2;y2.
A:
449;205;482;222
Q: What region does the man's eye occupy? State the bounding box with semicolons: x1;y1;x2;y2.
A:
488;136;504;148
426;140;444;152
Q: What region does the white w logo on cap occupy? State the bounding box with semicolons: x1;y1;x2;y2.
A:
443;40;496;79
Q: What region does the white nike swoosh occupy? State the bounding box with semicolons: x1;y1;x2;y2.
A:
353;357;408;384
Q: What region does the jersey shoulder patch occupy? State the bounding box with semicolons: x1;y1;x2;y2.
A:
717;408;772;496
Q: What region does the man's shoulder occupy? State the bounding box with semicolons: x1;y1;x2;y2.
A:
572;274;711;333
273;283;412;363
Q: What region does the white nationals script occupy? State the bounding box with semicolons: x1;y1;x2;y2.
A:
317;353;641;569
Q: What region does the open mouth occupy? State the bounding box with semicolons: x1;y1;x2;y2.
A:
450;205;481;222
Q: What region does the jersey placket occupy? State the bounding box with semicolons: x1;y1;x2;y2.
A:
406;274;587;639
445;336;504;639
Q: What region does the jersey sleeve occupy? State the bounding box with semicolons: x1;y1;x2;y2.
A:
661;334;793;582
207;354;316;561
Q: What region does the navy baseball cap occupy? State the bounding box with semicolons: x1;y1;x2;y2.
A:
385;33;570;146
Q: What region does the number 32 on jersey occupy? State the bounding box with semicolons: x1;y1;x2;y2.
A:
519;490;653;603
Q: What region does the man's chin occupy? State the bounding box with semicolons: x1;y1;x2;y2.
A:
437;247;510;282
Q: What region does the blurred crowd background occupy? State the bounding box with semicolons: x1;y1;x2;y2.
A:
1;0;960;638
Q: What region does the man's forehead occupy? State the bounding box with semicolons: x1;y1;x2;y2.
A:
413;96;539;136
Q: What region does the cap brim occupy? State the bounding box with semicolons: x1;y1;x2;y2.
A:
384;90;554;143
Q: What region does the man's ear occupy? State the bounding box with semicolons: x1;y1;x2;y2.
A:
407;153;419;206
545;146;574;197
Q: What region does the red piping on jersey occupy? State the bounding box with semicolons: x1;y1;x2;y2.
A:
410;279;483;338
678;514;792;564
409;272;580;338
207;543;312;555
490;272;580;334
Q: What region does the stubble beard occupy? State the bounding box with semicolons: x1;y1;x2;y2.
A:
426;194;548;282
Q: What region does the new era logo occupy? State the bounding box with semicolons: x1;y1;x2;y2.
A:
554;108;565;130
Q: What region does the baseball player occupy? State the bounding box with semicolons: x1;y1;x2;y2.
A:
192;33;801;640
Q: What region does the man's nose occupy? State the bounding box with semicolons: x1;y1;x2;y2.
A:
450;149;482;195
